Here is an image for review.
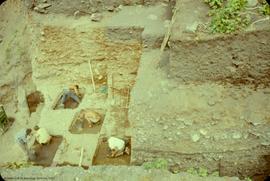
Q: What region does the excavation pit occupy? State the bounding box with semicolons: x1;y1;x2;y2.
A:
69;109;105;134
92;137;131;166
26;91;44;114
53;88;85;110
31;136;63;167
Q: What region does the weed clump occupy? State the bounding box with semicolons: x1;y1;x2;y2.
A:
204;0;224;9
260;0;270;15
187;167;219;177
207;0;250;33
143;159;168;170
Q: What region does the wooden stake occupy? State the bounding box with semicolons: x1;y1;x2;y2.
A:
79;147;84;167
112;73;114;99
160;6;179;52
126;87;130;109
88;60;96;93
156;6;179;67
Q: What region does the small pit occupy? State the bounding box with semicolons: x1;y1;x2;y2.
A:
92;137;131;166
31;136;63;167
69;109;105;134
53;88;85;110
26;91;44;113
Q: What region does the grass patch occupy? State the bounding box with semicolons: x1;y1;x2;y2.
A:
208;0;250;33
143;159;168;170
204;0;224;9
187;167;219;177
259;0;270;15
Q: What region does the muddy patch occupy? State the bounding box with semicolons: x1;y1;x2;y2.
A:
31;136;63;166
92;137;131;165
26;91;44;114
69;109;105;134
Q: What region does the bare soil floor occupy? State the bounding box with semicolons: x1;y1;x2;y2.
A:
0;0;269;180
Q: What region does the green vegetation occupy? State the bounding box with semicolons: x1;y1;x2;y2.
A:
205;0;270;33
1;162;33;169
204;0;224;9
187;167;219;177
143;159;168;170
207;0;250;33
204;0;253;33
227;0;247;11
260;0;270;15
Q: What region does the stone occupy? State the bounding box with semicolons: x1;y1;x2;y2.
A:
74;10;80;17
108;137;125;151
177;124;186;129
212;113;221;121
37;3;52;9
34;3;51;13
106;6;115;12
243;133;249;139
164;20;170;28
84;110;101;124
90;13;102;22
232;132;242;139
191;134;200;142
34;7;47;13
36;128;52;144
247;0;258;7
199;129;208;136
115;5;123;12
185;22;199;33
163;125;168;130
183;119;193;126
261;141;270;146
207;100;216;106
147;14;158;20
90;7;98;13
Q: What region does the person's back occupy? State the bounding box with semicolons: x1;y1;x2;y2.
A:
15;128;36;161
15;128;28;145
60;85;81;106
36;128;51;144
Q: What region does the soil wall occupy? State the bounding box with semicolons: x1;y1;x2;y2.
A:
170;29;270;87
25;0;171;15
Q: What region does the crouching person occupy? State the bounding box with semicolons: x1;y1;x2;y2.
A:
15;128;36;161
35;127;52;145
